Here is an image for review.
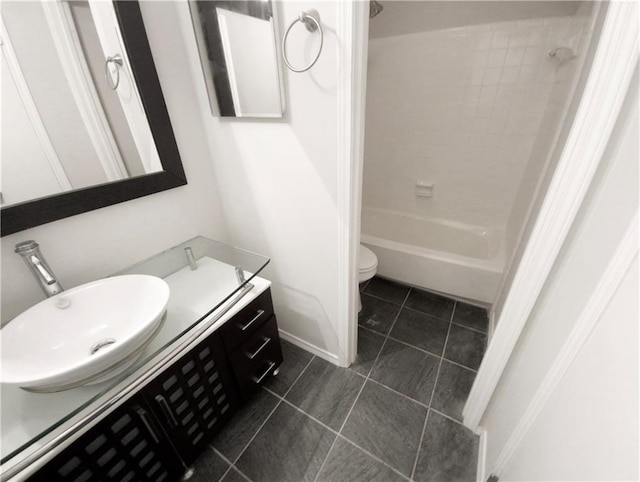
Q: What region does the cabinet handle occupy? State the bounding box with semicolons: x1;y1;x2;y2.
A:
136;407;160;443
155;394;179;428
238;309;265;331
252;361;276;384
246;337;271;360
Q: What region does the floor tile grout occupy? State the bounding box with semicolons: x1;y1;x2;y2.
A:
360;290;408;307
225;355;316;474
263;383;411;481
207;446;235;482
397;303;456;324
315;288;412;480
439;356;479;374
410;408;431;481
409;301;458;480
450;320;489;335
282;355;316;399
364;377;430;409
428;301;457;407
335;434;412;481
363;277;489;332
358;324;480;374
312;366;368;482
226;396;283;466
218;280;485;482
209;445;252;482
429;407;469;426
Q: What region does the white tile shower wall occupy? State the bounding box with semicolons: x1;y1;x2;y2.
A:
503;4;595;259
363;14;588;229
495;3;598;316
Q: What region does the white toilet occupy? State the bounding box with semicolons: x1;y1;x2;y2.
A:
358;244;378;312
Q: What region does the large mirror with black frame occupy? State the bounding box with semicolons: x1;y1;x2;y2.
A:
1;0;186;237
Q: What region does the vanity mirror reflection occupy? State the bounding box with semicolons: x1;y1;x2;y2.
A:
0;1;186;236
189;0;285;118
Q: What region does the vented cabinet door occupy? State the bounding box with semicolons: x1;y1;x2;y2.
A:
142;331;239;463
28;395;184;482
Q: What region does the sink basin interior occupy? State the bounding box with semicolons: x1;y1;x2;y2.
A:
1;275;170;391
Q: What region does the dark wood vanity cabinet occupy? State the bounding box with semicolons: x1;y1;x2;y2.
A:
28;287;282;481
141;330;239;465
27;393;185;482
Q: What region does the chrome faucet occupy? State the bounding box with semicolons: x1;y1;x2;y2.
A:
15;241;64;297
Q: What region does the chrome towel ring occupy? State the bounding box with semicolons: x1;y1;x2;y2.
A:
105;54;123;90
282;9;323;73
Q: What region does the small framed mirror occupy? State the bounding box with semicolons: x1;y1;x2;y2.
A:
189;0;285;118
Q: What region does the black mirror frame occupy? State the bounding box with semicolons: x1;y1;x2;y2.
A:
1;1;187;237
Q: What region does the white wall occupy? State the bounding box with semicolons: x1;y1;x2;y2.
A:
479;72;639;480
1;2;229;325
502;258;638;481
1;54;65;205
177;1;346;362
362;5;590;230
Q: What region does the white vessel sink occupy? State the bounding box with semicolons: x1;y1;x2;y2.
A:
0;275;170;392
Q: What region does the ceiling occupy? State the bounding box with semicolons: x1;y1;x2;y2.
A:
369;1;584;39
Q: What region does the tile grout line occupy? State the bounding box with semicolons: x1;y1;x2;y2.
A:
360;323;480;373
360;287;483;479
410;409;431;482
450;320;490;336
209;446;251;482
256;316;471;482
438;356;479;373
335;434;412;481
410;300;458;481
365;377;430;409
429;407;470;427
282;355;317;399
312;376;367;482
315;287;412;480
227;355;316;472
249;385;415;482
266;386;410;482
361;290;407;307
313;297;398;482
207;446;235;482
214;287;483;482
224;396;282;472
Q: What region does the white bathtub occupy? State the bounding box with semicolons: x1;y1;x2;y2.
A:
361;208;505;304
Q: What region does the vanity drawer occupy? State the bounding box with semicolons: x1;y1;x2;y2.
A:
229;316;283;400
219;288;274;352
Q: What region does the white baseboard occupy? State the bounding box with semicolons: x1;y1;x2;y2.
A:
278;330;341;366
476;427;488;482
488;308;496;342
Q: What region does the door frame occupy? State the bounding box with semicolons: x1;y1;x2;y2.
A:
338;0;639;412
337;0;369;367
462;0;638;431
42;0;129;182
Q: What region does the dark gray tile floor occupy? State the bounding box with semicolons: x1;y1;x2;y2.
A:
192;276;488;482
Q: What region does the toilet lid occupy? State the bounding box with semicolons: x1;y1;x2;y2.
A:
359;245;377;271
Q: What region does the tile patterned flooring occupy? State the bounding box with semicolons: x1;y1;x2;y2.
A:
191;277;488;482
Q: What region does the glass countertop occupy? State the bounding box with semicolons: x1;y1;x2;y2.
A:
0;236;269;471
